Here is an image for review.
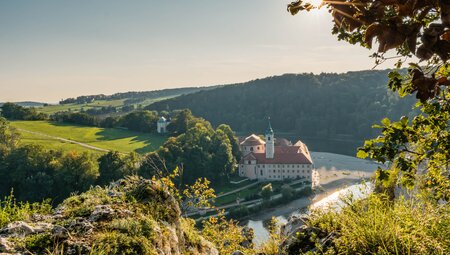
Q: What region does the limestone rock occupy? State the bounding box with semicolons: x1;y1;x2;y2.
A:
232;250;246;255
89;205;114;222
33;222;53;233
0;221;35;237
66;218;94;234
0;238;14;253
52;225;70;239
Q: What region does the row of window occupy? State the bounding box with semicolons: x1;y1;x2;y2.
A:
243;163;310;168
259;169;310;176
244;146;261;151
258;164;308;168
268;175;306;179
268;169;309;174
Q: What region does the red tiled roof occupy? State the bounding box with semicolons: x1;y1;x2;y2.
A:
240;134;265;146
240;145;312;164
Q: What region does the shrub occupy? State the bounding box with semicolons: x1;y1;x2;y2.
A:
0;195;52;228
305;194;450;254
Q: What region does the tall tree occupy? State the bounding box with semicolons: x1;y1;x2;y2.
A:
289;0;450;200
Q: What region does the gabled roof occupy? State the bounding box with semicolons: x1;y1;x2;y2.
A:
240;144;313;165
243;153;257;161
158;117;167;123
240;134;265;146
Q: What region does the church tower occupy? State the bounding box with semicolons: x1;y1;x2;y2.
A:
265;117;274;159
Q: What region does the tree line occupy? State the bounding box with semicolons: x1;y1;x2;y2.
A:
0;102;201;136
0;111;240;203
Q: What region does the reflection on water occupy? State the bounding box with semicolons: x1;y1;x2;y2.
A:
248;182;373;245
310;182;373;211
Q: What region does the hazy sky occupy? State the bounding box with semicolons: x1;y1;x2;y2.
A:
1;0;388;103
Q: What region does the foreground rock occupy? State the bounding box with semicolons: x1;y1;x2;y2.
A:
279;215;337;254
0;176;218;255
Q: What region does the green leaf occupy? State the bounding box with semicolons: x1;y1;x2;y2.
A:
357;150;369;159
381;118;391;126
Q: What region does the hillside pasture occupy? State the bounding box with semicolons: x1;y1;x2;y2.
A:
11;121;166;154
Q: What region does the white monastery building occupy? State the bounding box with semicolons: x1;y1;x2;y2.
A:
239;120;318;185
157;117;170;134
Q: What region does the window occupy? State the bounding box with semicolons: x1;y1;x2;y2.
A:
282;170;285;173
248;160;251;164
250;147;254;152
263;165;265;168
297;170;300;173
260;169;263;176
257;146;260;150
268;137;271;141
269;175;271;178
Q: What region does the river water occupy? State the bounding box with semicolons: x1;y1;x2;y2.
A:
243;152;380;245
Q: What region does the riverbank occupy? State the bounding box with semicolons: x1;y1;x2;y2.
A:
243;152;382;245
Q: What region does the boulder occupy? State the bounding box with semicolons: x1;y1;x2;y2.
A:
33;222;53;233
280;214;308;237
52;225;70;239
66;218;94;235
89;205;114;222
0;221;35;237
0;238;14;253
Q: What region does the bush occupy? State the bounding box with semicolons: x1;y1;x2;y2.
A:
305;194;450;254
0;195;52;228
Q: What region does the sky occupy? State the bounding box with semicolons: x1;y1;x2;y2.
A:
0;0;389;103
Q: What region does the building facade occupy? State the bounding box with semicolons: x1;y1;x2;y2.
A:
157;117;170;134
239;120;317;185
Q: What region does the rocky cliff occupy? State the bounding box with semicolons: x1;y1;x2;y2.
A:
0;176;218;255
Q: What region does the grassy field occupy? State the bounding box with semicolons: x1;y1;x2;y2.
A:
11;121;167;154
36;100;126;114
36;96;176;115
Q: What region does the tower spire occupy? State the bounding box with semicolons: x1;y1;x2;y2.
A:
265;117;274;159
266;117;273;135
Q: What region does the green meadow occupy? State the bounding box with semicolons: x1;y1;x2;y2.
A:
36;99;126;114
11;121;167;155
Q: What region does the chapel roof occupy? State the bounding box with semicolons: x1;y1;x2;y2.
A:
240;134;265;146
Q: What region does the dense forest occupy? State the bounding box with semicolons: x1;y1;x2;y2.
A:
146;70;417;153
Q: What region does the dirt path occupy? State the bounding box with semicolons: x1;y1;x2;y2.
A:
17;128;110;153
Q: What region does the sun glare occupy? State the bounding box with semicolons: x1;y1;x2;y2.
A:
308;0;324;8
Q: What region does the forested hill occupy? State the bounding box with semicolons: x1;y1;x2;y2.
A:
146;70;417;154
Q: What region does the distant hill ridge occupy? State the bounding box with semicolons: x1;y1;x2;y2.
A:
0;101;46;107
58;86;221;105
144;69;417;153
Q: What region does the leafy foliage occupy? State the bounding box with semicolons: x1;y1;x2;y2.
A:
1;102;48;120
288;0;450;200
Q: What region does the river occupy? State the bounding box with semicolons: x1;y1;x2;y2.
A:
243;151;381;245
